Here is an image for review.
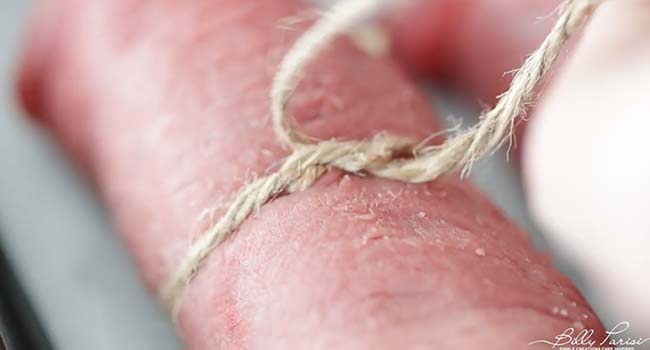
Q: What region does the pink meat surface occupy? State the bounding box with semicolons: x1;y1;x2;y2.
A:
17;0;605;348
388;0;577;157
389;0;563;103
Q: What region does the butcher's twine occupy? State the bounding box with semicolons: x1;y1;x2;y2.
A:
160;0;604;312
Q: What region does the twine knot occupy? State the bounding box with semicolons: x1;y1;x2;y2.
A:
160;0;604;313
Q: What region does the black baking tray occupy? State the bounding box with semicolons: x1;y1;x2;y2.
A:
0;224;51;350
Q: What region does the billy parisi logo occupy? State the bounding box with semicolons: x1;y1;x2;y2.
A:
529;321;649;350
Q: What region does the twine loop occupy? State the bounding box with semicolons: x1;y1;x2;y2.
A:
160;0;604;312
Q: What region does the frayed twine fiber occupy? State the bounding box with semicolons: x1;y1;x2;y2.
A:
160;0;604;312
